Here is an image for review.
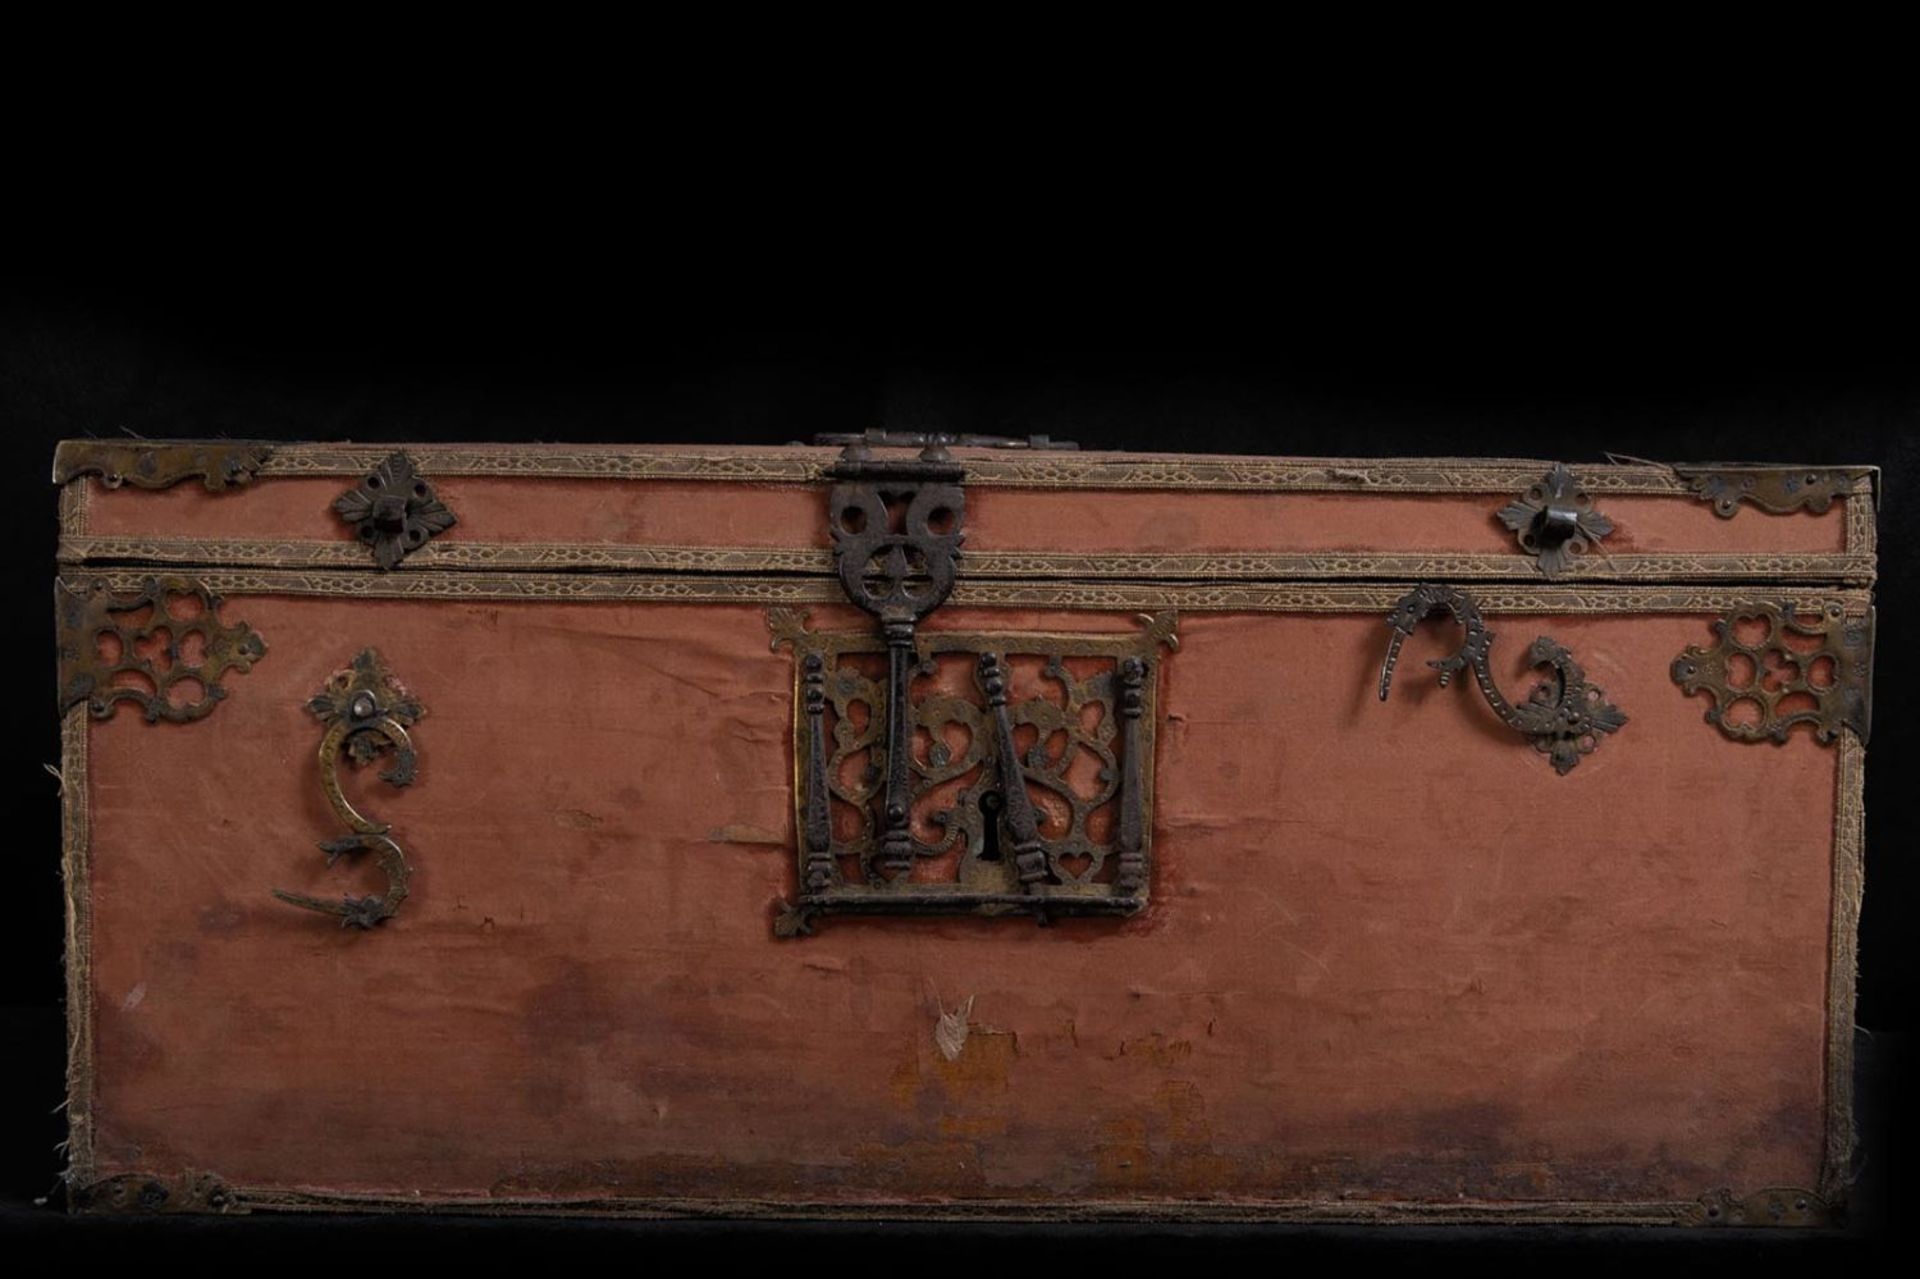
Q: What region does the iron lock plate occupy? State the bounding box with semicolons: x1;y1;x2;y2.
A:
771;436;1171;935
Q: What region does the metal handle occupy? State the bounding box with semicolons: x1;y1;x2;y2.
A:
272;649;422;928
1379;584;1627;775
1496;464;1614;575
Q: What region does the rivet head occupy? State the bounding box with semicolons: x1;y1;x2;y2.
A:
349;691;378;720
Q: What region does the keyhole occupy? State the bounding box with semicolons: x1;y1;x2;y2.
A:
978;791;1003;861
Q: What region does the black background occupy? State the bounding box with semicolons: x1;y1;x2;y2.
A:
3;234;1911;1263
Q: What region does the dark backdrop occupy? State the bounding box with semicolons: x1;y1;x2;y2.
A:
3;259;1910;1260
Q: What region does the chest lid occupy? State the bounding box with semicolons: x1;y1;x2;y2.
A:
54;435;1875;586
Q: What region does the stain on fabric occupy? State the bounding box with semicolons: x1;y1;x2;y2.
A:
1113;1032;1193;1066
706;824;785;845
196;901;245;934
932;1027;1016;1096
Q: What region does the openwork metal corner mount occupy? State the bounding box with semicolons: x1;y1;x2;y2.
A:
53;440;274;492
272;648;422;928
771;436;1171;936
1671;601;1873;745
333;451;457;570
1378;583;1626;775
1497;463;1613;575
1673;465;1873;519
56;576;266;724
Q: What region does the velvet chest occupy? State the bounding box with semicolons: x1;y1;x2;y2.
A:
52;436;1874;1225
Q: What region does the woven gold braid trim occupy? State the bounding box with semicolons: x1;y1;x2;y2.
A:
56;536;1876;585
240;445;1722;493
1822;731;1866;1201
59;706;94;1190
55;568;1870;616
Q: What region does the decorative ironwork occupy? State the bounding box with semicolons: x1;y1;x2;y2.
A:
1497;463;1614;575
799;653;833;895
1379;584;1627;775
56;576;266;723
979;651;1050;890
811;430;1079;451
273;649;422;928
1114;656;1149;894
825;438;967;875
1673;465;1872;519
769;610;1177;936
1682;1187;1835;1228
53;440;273;491
1671;602;1873;744
333;451;457;569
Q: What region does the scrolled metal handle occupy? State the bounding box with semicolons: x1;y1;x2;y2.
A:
273;649;422;928
1379;584;1627;775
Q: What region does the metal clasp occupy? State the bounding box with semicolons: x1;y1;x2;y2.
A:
767;437;1171;934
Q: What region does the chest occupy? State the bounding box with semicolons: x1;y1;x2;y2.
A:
54;436;1873;1226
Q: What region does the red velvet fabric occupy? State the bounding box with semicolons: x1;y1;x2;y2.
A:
84;478;1847;554
84;600;1834;1203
